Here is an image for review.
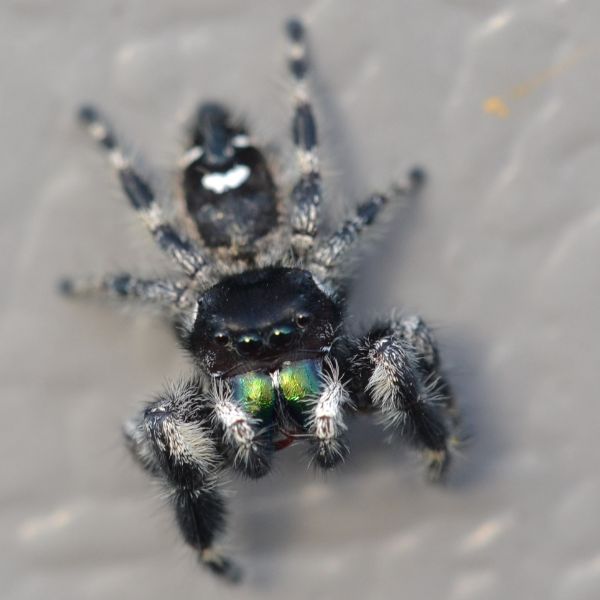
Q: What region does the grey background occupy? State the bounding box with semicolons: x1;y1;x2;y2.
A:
2;1;600;599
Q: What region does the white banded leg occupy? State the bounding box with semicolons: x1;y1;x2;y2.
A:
124;379;240;582
360;325;453;481
285;19;323;259
59;272;193;310
210;380;273;479
78;105;212;284
308;358;351;468
311;169;425;268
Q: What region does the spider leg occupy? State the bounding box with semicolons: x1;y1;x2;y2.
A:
354;315;458;481
306;357;351;469
123;408;163;477
310;170;425;279
285;19;323;259
124;379;241;582
59;272;194;310
78;105;212;284
395;314;460;429
209;379;274;479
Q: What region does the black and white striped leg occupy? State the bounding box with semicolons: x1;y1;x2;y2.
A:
358;320;456;481
310;169;426;276
311;192;388;277
59;272;193;310
307;358;351;469
210;380;274;479
124;380;241;582
285;19;323;259
78;105;211;282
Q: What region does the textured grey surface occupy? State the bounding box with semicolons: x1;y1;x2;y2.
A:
2;1;600;599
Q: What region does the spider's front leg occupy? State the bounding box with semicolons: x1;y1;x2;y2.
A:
306;358;352;469
124;379;241;582
209;379;274;479
355;316;459;481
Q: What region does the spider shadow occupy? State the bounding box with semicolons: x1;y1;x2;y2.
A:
231;445;317;585
437;332;505;489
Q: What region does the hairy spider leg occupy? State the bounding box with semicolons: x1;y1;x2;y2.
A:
78;105;213;284
395;314;461;432
355;314;457;482
304;357;352;469
285;19;323;260
209;378;274;479
124;380;242;583
59;273;193;310
309;170;426;284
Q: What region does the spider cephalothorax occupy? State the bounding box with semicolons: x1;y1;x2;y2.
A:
189;267;341;375
62;19;461;582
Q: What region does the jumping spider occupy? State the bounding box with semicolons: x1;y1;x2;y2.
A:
62;19;461;581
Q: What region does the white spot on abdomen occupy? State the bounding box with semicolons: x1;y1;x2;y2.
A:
202;164;251;194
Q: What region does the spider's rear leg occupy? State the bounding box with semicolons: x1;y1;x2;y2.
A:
309;170;426;288
77;106;212;284
179;102;280;256
356;315;459;482
124;380;241;582
285;19;324;260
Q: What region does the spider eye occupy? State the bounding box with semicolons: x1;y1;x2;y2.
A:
268;325;295;349
236;333;263;357
214;332;230;346
296;313;311;328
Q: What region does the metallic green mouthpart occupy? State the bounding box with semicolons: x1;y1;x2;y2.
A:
279;360;322;405
232;372;275;416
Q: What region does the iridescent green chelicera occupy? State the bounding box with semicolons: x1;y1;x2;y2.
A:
231;360;322;416
279;360;321;406
232;372;275;416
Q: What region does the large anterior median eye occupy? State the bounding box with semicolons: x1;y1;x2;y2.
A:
268;325;295;349
232;372;275;416
279;360;321;405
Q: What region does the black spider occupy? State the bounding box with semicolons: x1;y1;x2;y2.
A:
61;19;461;582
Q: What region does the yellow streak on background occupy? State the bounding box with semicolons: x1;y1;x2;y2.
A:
483;97;510;118
483;45;592;118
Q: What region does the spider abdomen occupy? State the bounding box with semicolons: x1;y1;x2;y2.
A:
181;104;279;254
